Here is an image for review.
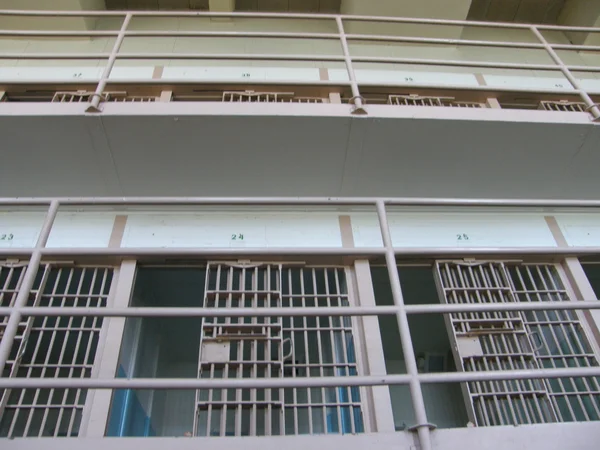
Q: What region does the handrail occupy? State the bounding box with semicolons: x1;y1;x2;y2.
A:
0;10;597;119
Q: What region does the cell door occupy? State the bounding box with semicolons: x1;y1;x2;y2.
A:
195;262;287;437
435;261;600;427
506;263;600;422
194;263;365;437
434;261;557;426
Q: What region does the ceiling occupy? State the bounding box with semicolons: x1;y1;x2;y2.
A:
104;0;342;12
0;105;599;200
467;0;566;24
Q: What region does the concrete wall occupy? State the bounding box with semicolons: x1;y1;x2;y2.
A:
5;207;600;249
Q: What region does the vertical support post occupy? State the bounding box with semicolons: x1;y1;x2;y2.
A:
530;26;600;121
87;13;133;113
0;200;59;376
335;16;366;115
84;260;137;437
375;200;432;450
353;260;396;432
562;258;600;355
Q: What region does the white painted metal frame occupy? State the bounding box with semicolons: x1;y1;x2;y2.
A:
0;10;599;119
3;198;600;450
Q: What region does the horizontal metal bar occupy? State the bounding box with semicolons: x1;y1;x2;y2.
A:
0;10;130;17
567;65;600;73
352;56;561;71
0;30;120;37
1;300;598;318
36;247;385;257
346;34;546;49
551;43;600;51
115;53;346;61
356;82;579;95
0;53;110;60
1;367;599;389
1;246;599;259
5;197;600;207
0;79;352;88
123;31;341;39
393;247;600;256
404;301;600;314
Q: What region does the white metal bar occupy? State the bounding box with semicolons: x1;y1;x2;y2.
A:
2;247;599;258
7;196;600;207
375;200;432;450
5;301;600;318
87;13;132;113
530;27;600;121
335;17;364;114
345;33;547;49
34;248;385;257
2;367;600;388
351;55;561;70
122;30;340;39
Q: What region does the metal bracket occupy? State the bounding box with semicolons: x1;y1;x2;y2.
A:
349;95;367;115
407;422;437;432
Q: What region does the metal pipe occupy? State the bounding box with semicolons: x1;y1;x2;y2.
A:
0;53;111;60
0;200;59;378
345;34;547;49
122;30;341;39
1;367;598;389
0;246;593;258
87;13;132;113
351;55;562;71
5;196;600;207
376;200;432;450
113;53;347;61
0;30;120;37
336;16;365;114
2;300;599;318
37;247;386;256
530;26;600;121
392;247;600;256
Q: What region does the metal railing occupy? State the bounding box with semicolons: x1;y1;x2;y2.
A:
0;10;598;119
1;197;600;447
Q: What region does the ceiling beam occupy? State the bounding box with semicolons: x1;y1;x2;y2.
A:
559;0;600;45
340;0;474;38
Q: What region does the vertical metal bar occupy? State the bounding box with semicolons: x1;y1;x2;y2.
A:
0;201;58;378
289;269;299;435
324;268;343;433
87;13;132;113
250;267;257;436
299;268;313;435
530;26;600;121
335;16;366;115
375;200;432;450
